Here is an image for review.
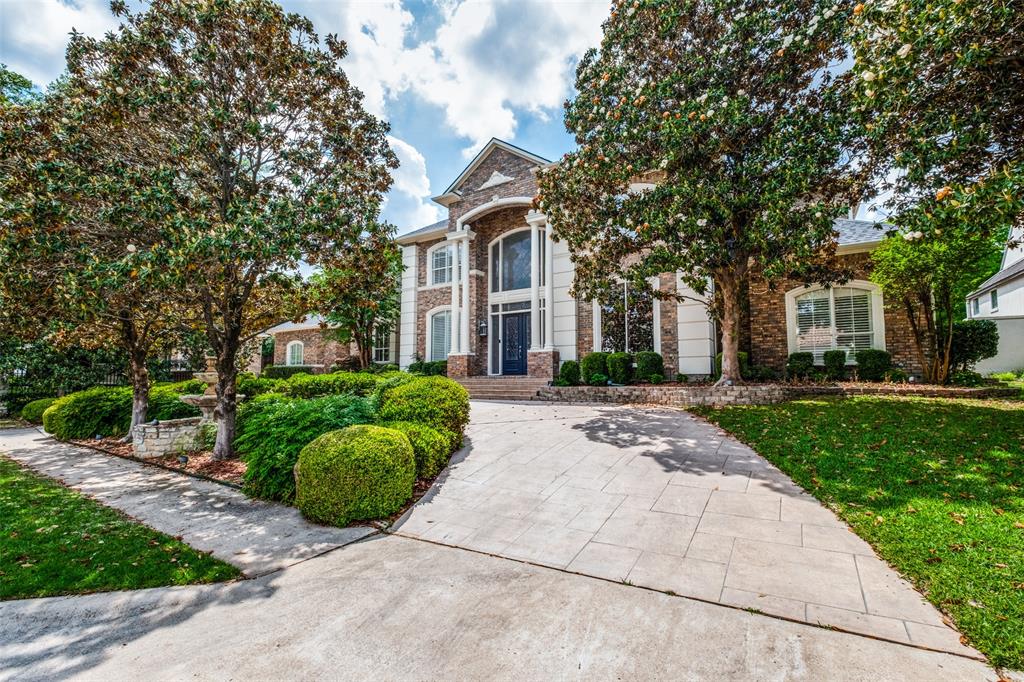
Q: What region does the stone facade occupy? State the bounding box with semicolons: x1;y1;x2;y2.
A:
270;328;354;373
132;417;205;459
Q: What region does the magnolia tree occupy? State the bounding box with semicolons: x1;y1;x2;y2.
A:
0;73;189;432
309;231;403;369
64;0;396;458
538;0;862;382
851;0;1023;237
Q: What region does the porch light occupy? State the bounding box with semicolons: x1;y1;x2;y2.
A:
478;320;488;337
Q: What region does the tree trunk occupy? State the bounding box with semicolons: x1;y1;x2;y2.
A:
121;317;151;441
715;272;745;385
212;346;239;461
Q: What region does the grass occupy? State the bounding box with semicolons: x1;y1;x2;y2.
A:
1;456;241;600
692;396;1024;669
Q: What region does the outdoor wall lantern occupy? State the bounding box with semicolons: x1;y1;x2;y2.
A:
477;321;488;337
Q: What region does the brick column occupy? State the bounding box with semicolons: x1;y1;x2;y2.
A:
527;349;559;379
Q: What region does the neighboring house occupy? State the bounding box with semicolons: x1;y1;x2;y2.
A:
395;138;922;380
264;315;399;372
966;226;1024;374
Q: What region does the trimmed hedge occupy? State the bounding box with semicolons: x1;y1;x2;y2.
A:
379;420;452;479
715;351;750;379
370;373;417;410
854;349;892;381
20;398;56;424
559;360;581;386
43;387;132;440
295;425;416;526
635;352;664;382
581;352;609;385
282;371;380;398
235;394;375;503
237;372;286;397
607;352;633;385
823;350;847;381
786;352;815;379
263;365;318;379
376;376;470;449
408;359;447;376
149;380;204;420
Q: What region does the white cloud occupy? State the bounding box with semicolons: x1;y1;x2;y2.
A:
0;0;119;86
387;135;443;230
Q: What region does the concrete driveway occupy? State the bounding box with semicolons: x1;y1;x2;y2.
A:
394;401;973;658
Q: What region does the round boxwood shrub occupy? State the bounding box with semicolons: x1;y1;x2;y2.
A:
295;425;416;526
370;372;417;410
786;352;815;379
634;351;664;382
822;350;847;381
581;352;609;385
376;376;469;448
20;397;56;424
43;386;132;440
854;349;892;382
284;371;380;399
378;420;452;479
558;360;581;386
606;352;633;385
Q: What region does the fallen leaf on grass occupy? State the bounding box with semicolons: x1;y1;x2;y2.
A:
949;512;965;525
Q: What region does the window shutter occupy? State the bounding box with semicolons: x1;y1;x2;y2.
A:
834;288;873;356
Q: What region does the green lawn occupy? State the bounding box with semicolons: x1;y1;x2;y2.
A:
692;396;1024;669
1;456;241;600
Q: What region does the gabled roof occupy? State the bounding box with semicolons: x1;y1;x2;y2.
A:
396;219;448;245
968;258;1024;298
266;315;330;334
432;138;550;207
834;218;886;248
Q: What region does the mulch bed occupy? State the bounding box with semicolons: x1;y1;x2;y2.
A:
72;437;246;487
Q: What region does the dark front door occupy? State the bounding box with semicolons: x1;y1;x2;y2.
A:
502;312;530;375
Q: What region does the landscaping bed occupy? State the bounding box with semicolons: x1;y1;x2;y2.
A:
692;395;1024;669
0;456;240;600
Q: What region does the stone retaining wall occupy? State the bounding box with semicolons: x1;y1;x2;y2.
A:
132;417;205;459
536;383;1018;407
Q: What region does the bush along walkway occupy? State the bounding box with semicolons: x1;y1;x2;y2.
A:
0;428;374;578
693;395;1024;671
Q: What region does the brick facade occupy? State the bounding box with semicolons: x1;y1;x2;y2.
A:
657;272;680;378
271;328;354;372
527;349;560;379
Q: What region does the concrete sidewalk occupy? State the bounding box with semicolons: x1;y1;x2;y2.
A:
0;428;373;576
0;534;998;681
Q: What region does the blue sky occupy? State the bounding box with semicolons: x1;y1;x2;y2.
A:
0;0;609;234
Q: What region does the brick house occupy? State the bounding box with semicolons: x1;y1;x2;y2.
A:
266;315;398;373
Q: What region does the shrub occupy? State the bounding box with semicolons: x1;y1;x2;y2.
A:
785;352;815;379
854;349;892;381
635;352;664;382
676;373;688;383
649;373;664;384
378;420;451;479
581;352;609;385
237;372;285;397
949;319;999;372
148;380;204;421
408;359;447;376
606;352;633;384
19;398;56;424
949;369;985;387
43;387;132;440
822;350;847;381
360;363;400;374
747;365;779;381
283;371;380;398
715;351;750;379
262;364;317;379
376;376;470;449
370;373;417;410
559;360;581;386
295;425;415;526
885;368;909;383
589;372;609;385
236;394;375;503
990;371;1019;382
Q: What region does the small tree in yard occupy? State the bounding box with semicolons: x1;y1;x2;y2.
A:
309;233;403;369
537;0;862;383
64;0;397;459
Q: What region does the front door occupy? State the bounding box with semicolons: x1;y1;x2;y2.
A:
502;312;530;375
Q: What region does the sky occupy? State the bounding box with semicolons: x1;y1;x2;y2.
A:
0;0;610;234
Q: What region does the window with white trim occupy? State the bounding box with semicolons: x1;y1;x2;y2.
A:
428;310;451;361
490;230;533;293
991;290;999;310
429;244;453;285
789;285;882;363
286;340;304;366
372;328;392;364
971;298;980;316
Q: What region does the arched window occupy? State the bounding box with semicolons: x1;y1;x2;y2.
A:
286;340;305;366
785;282;885;363
428;243;453;285
427;309;451;361
490;230;533;293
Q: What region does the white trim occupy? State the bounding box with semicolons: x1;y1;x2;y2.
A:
651;276;661;355
426;241;454;287
285;340;305;366
426;305;453;362
457;196;534;230
836;240;882;255
592;300;602;352
488;226;535;297
784;280;886;359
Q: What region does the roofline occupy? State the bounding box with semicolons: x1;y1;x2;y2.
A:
432;138;551;205
836;239;882;255
396;223;449;245
967;270;1024;299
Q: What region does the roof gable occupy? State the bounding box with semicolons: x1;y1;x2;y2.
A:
433;138;550;205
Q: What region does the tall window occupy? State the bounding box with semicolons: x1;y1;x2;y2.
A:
491;230;533;293
372;328;392;363
430;245;453;285
286;340;304;366
429;310;451;361
792;286;878;363
600;282;654;353
991;290;999;310
971;298;980;316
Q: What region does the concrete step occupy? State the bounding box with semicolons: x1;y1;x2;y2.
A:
454;377;548;400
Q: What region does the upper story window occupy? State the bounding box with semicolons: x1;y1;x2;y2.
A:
491;230;533;293
429;244;453;286
286;340;304;366
971;298;980;316
787;283;885;364
991;290;999;310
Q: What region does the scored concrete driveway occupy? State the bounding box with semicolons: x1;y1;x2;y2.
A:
394;401;974;658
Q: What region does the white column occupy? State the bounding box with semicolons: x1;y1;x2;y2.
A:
449;240;460;355
460;231;472;354
544;226;554;350
528;213;541;351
